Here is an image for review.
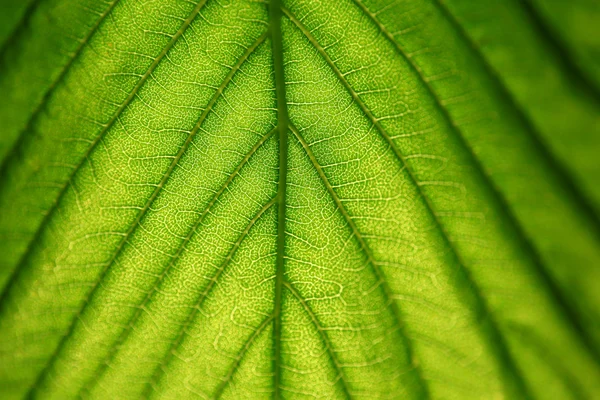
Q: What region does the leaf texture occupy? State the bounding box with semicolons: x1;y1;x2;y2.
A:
0;0;599;398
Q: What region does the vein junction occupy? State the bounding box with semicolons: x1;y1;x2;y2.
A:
0;0;599;399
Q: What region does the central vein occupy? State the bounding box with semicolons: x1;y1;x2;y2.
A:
270;0;289;398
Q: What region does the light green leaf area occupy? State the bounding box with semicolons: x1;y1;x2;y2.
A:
0;0;599;398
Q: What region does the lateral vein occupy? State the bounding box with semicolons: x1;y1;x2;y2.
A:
0;0;211;315
289;123;428;399
284;280;352;399
78;124;276;397
0;0;122;184
213;314;275;400
26;25;268;399
283;5;531;398
359;0;600;375
142;197;277;399
429;0;600;361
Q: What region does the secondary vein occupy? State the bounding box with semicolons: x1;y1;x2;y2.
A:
0;0;211;316
0;0;40;61
213;314;275;399
284;4;438;396
430;0;600;363
358;0;600;370
289;123;427;399
518;0;600;102
284;280;352;399
24;9;266;398
78;124;275;397
143;197;277;399
0;0;122;184
285;4;536;398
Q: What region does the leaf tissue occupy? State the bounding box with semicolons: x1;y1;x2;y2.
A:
0;0;599;398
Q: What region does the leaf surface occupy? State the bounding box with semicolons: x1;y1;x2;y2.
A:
0;0;599;398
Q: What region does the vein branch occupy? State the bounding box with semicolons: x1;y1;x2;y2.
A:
79;124;275;397
0;0;41;61
0;0;211;315
0;0;122;185
284;280;352;399
142;197;277;399
427;4;600;360
25;18;267;399
285;5;530;397
289;123;429;399
518;0;600;102
361;0;600;369
213;314;275;400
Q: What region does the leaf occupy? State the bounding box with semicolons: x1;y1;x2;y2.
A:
0;0;599;398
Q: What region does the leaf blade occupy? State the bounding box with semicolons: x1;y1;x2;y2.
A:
1;0;599;398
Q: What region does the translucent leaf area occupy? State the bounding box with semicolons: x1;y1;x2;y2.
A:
0;0;599;398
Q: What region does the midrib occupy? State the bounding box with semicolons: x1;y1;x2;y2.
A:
269;0;289;398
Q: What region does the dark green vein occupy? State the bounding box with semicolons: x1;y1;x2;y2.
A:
78;124;275;397
269;0;289;398
358;0;600;366
284;7;529;398
0;0;211;316
431;0;600;243
0;0;40;61
213;314;275;400
518;0;600;102
143;197;277;399
25;22;267;399
0;0;121;183
508;323;588;400
289;123;429;399
432;0;600;241
283;280;352;399
431;0;600;362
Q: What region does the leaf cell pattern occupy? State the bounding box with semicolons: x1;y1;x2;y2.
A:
0;0;599;399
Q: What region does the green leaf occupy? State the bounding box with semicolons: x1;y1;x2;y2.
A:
1;0;599;398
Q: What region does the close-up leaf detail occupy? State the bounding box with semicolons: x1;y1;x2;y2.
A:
0;0;599;398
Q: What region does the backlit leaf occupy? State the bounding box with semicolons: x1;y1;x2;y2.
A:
1;0;599;398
